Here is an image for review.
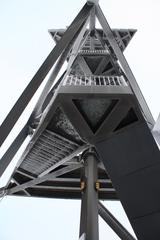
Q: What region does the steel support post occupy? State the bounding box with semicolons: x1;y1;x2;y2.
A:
98;201;136;240
79;151;99;240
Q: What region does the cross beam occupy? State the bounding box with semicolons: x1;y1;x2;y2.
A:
7;164;82;195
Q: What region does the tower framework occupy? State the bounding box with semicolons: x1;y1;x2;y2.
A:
1;1;160;239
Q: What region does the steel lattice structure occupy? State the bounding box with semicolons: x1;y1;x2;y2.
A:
1;0;160;239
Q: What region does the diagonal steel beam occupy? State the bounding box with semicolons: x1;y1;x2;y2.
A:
66;23;90;74
95;30;122;75
96;5;155;127
10;18;90;181
0;124;28;178
98;201;136;240
94;56;109;75
78;56;93;75
30;17;90;121
153;113;160;134
90;6;96;32
0;3;93;147
60;23;90;86
29;39;76;121
79;233;86;240
38;144;90;177
12;177;31;197
90;6;96;50
16;169;35;179
96;99;131;138
152;113;160;145
34;71;66;117
7;164;82;195
0;9;90;188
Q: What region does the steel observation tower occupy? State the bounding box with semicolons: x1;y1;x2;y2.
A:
1;0;160;239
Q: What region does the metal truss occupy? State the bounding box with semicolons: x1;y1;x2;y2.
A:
1;0;160;239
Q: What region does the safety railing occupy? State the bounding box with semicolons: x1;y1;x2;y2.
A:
78;49;109;55
63;75;127;87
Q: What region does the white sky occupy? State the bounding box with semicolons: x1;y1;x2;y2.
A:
0;0;160;239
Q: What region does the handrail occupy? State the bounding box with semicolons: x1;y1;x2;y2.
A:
63;75;127;87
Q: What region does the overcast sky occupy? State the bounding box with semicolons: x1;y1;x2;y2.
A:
0;0;160;239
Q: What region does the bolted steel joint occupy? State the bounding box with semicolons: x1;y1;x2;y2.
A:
95;181;100;191
80;181;86;191
82;148;99;161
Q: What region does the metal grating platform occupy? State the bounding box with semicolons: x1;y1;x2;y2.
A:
20;130;80;176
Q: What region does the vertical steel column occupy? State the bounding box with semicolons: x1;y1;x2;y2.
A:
79;151;99;240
